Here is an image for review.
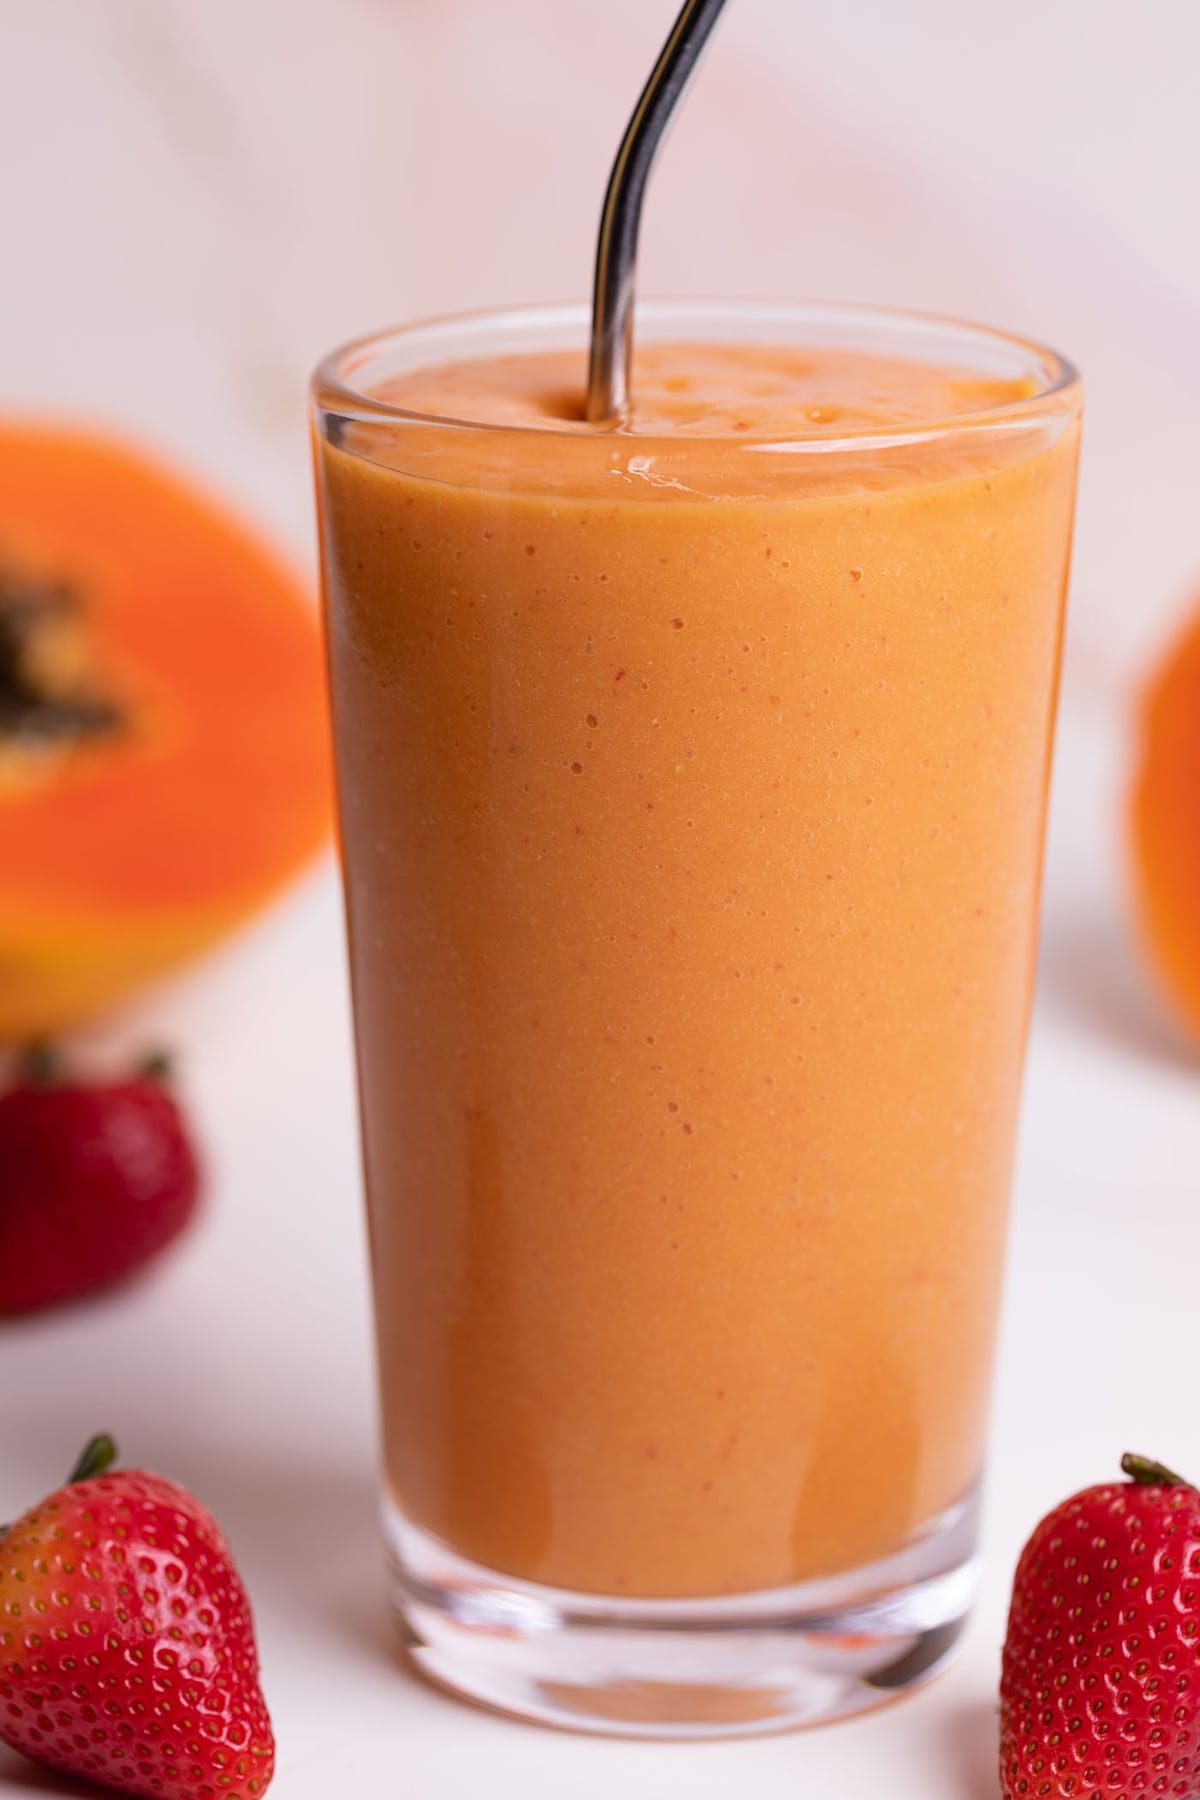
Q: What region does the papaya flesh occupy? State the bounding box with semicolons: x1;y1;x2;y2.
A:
0;424;331;1039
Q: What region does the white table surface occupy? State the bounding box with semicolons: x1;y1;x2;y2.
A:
2;679;1197;1800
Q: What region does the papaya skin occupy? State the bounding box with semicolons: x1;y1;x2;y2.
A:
1130;600;1200;1048
0;913;250;1039
0;423;331;1039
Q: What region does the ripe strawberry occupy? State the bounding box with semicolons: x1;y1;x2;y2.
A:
0;1047;201;1313
0;1436;274;1800
1000;1453;1200;1800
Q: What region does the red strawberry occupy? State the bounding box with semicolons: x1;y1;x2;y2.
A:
1000;1453;1200;1800
0;1436;274;1800
0;1047;201;1313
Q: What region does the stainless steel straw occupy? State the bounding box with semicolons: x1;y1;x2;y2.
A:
586;0;730;424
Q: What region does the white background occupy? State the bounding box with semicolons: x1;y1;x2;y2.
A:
3;3;1200;1795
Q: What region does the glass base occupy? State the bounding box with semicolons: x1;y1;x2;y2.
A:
385;1487;980;1738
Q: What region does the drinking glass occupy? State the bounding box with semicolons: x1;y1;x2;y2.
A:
312;299;1081;1736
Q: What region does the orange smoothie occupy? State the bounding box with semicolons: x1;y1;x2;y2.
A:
316;330;1080;1600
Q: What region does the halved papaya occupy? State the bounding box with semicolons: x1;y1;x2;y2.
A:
0;424;331;1038
1130;599;1200;1047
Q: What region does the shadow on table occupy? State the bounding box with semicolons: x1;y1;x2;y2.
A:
193;1448;405;1676
936;1696;1000;1800
1037;906;1192;1074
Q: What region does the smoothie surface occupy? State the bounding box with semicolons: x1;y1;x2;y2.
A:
374;341;1039;437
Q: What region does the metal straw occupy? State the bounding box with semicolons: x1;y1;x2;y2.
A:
586;0;730;424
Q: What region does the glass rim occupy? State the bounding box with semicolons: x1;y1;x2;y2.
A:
311;297;1081;454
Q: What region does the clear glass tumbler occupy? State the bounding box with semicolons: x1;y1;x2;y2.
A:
311;300;1081;1736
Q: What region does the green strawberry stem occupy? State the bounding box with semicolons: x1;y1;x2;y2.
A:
20;1040;62;1084
18;1045;173;1086
0;1434;118;1544
1121;1451;1190;1488
67;1434;118;1484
